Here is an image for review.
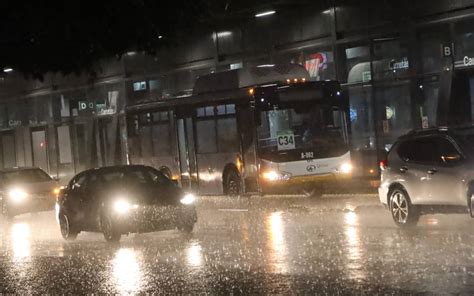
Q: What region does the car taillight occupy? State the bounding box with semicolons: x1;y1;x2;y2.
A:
379;159;388;170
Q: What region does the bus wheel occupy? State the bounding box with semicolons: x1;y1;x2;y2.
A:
225;171;241;197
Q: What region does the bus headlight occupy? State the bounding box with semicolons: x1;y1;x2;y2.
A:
262;171;291;181
180;194;196;205
339;163;353;174
9;189;28;203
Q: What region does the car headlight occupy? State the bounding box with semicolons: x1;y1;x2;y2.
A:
113;199;132;214
262;170;291;181
339;163;353;174
9;189;28;203
180;193;195;205
53;187;61;196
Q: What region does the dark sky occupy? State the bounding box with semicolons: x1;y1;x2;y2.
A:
0;0;215;78
0;0;315;78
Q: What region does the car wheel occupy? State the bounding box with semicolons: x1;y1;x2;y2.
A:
101;214;121;243
389;187;419;227
225;171;241;197
59;212;78;240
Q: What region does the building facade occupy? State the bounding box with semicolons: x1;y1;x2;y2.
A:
1;0;474;182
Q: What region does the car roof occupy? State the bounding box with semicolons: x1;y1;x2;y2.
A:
400;125;474;140
83;165;152;175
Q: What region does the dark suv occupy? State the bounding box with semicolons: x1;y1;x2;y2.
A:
56;165;197;242
379;127;474;227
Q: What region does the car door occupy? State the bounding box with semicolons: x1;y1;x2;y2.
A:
424;136;465;206
394;138;435;204
64;172;89;222
80;171;101;231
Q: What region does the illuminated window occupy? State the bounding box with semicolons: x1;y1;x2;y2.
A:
133;81;147;91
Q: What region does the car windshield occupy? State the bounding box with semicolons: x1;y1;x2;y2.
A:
100;167;172;187
256;104;348;161
0;168;52;184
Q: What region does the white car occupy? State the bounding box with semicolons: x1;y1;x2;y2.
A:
379;127;474;227
0;167;59;218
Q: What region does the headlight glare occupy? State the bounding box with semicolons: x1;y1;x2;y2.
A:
113;199;131;214
180;193;195;205
262;170;291;181
263;171;279;181
9;189;28;202
340;163;353;174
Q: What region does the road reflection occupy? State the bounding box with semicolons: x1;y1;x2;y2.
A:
112;248;142;295
11;222;31;259
343;211;367;281
185;241;203;268
265;211;289;274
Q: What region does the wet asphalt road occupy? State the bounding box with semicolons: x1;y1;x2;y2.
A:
1;194;474;295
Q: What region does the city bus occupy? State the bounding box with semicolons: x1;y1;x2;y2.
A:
126;64;351;196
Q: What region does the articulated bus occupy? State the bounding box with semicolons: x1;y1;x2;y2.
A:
126;64;351;196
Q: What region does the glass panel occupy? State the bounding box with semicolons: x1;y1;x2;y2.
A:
216;117;239;152
57;126;73;164
216;105;226;115
32;130;49;172
419;25;450;73
455;19;474;67
372;39;410;80
205;106;214;116
275;48;335;81
345;45;370;84
152;124;171;156
6;100;25;128
419;82;439;128
257;105;347;160
226;104;236;114
348;86;375;150
28;96;50;125
2;133;16;168
0;104;7;128
375;84;413;149
196;120;217;153
196;108;205;117
139;126;152;158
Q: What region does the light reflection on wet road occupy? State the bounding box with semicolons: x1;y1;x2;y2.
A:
1;195;474;294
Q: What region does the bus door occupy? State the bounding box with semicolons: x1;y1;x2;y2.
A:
176;117;198;190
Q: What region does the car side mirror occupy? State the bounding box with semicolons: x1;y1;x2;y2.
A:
441;153;461;164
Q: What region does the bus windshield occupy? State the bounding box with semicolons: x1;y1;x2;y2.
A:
257;104;348;162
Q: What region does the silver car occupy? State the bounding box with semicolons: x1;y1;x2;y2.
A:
0;167;59;218
379;127;474;227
